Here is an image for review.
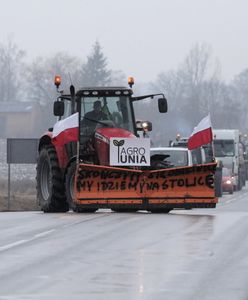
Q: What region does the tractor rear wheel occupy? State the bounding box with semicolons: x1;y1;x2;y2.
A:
37;145;69;213
65;162;97;213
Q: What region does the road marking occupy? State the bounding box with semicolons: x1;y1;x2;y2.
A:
34;229;56;238
0;213;109;253
0;239;29;251
0;229;56;252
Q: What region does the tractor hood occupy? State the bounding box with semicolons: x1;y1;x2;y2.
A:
94;127;136;165
95;127;136;143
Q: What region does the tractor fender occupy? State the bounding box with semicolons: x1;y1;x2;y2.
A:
38;132;52;151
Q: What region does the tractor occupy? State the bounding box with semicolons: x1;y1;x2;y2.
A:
36;76;217;213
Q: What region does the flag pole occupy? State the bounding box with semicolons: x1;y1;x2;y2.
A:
211;129;215;162
211;141;215;162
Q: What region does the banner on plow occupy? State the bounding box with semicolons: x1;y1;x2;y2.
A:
75;164;217;203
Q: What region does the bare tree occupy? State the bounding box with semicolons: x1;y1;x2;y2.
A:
231;69;248;129
152;44;221;127
177;43;221;124
26;52;80;104
146;43;226;142
151;70;184;112
25;52;80;131
0;39;25;102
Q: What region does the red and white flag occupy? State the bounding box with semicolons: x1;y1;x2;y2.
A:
52;112;79;146
188;114;213;150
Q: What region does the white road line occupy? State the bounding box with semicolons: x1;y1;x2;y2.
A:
34;229;56;238
0;229;56;252
0;239;29;251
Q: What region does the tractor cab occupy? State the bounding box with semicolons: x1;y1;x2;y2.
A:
53;76;168;164
76;87;138;164
77;87;135;133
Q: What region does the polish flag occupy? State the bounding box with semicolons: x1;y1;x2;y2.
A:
52;112;79;146
188;114;213;150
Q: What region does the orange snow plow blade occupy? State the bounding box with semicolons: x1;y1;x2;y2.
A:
74;163;218;209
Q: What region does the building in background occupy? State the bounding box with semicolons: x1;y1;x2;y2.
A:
0;102;44;138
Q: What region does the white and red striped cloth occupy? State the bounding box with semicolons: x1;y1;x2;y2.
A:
188;114;213;150
52;113;79;146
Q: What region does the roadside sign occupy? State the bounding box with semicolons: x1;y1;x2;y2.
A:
7;138;39;164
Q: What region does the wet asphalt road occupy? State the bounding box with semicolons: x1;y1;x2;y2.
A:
0;187;248;300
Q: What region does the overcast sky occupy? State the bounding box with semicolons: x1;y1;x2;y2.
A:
0;0;247;82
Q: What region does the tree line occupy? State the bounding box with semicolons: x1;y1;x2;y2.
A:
0;39;247;144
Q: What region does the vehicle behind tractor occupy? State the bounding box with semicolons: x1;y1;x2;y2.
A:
36;76;217;213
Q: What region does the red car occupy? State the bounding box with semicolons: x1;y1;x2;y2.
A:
222;167;234;194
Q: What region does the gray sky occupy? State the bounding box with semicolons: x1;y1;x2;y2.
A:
0;0;247;82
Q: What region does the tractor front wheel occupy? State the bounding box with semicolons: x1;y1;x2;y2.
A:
37;145;69;213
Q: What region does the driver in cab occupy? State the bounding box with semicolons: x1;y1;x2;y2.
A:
82;100;108;126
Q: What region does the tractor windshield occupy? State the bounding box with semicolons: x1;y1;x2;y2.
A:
79;96;135;132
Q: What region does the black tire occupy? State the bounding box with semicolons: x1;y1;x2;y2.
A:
111;208;138;213
149;208;172;213
237;174;242;191
65;162;97;213
37;145;69;213
214;170;223;197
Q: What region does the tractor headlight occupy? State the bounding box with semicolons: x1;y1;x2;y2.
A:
142;122;149;132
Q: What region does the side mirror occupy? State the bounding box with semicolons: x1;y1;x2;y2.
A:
53;101;64;116
158;98;168;113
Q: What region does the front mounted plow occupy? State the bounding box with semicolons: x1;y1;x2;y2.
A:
74;163;218;211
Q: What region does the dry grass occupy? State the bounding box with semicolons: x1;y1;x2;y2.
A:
0;179;40;211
